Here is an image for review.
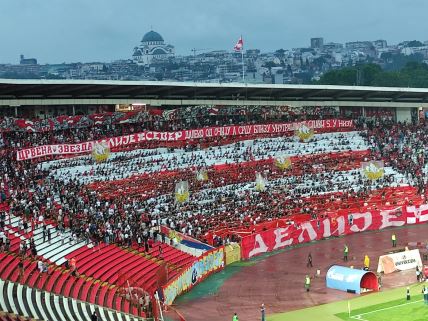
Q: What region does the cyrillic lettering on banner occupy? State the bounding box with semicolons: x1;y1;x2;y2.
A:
298;222;317;243
248;234;268;258
15;119;354;161
322;216;345;238
379;208;406;229
349;212;373;232
406;204;428;224
273;227;293;250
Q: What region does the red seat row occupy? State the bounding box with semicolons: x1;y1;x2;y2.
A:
0;252;145;317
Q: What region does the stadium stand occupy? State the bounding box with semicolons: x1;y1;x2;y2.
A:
1;103;427;320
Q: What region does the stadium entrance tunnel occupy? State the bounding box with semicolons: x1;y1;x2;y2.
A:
326;265;379;294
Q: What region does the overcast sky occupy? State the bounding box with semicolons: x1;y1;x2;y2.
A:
1;0;427;64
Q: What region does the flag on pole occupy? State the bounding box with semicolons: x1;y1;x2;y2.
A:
361;161;384;180
255;172;267;192
234;36;244;52
175;181;190;203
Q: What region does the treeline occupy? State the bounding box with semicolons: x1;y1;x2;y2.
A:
317;62;428;88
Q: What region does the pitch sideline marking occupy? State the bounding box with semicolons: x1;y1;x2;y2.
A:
350;299;423;321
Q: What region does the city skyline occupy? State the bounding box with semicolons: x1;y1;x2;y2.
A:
1;0;428;64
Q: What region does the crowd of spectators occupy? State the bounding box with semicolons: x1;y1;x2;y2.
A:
363;120;428;192
0;105;341;149
0;107;427;249
41;131;366;184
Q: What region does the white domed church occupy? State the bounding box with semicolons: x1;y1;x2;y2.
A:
132;30;174;65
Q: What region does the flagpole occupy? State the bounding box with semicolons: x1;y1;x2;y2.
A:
241;49;245;83
241;35;245;83
234;35;245;83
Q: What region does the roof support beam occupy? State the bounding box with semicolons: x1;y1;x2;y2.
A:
362;92;382;100
0;84;45;97
333;90;361;99
301;89;327;99
392;92;407;101
35;84;98;97
1;98;428;109
1;81;428;103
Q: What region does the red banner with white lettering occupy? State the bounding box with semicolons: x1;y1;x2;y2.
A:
241;204;428;259
16;119;353;161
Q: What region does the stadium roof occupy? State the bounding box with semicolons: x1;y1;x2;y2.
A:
1;79;428;103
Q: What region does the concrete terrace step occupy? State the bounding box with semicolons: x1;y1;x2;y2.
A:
7;213;87;265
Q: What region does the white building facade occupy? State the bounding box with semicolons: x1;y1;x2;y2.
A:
132;30;174;65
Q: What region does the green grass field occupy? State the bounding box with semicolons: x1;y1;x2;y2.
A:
268;283;428;321
337;297;427;321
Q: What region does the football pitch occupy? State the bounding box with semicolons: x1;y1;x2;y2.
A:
338;297;427;321
268;283;428;321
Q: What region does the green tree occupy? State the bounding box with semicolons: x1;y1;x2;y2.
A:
361;64;382;86
274;49;286;58
382;53;423;71
318;62;428;88
263;61;278;69
371;71;404;87
403;40;424;47
318;67;357;85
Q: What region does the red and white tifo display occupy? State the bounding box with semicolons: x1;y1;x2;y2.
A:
241;203;428;259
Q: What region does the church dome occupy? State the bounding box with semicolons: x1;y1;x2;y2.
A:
142;30;164;43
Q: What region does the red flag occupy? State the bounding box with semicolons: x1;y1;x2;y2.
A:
15;119;36;132
234;36;244;52
208;107;219;115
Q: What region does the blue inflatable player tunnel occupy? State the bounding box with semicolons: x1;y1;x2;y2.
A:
326;265;378;294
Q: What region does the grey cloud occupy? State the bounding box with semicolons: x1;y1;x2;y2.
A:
0;0;427;63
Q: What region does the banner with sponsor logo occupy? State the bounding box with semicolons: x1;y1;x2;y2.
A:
377;249;422;274
240;203;428;259
162;247;224;305
16;119;354;161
